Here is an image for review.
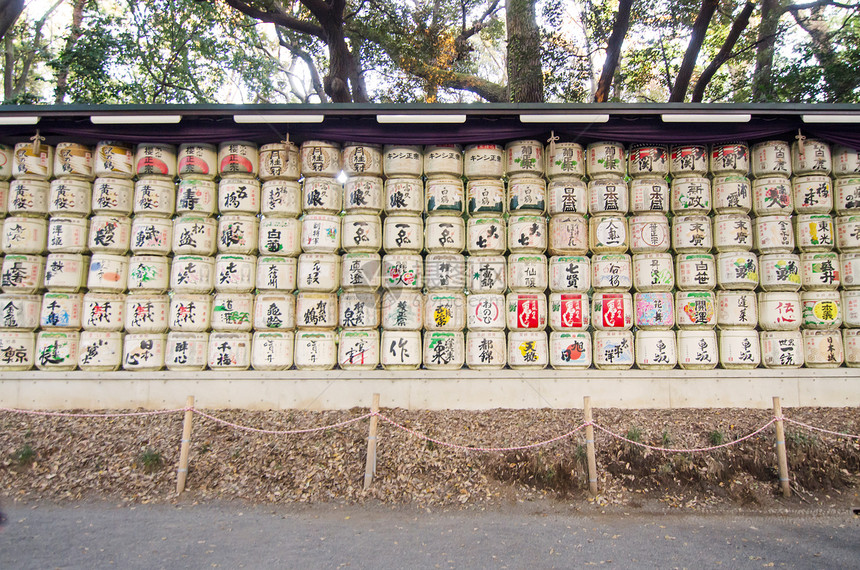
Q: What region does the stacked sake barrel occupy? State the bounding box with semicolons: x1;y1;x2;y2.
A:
835;145;860;366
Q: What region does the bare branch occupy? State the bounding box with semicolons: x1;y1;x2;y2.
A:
691;1;756;102
223;0;325;38
669;0;719;102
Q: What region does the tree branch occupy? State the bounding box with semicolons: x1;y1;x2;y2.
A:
594;0;633;102
691;1;756;102
223;0;325;38
669;0;719;102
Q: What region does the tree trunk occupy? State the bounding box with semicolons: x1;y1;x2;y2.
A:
0;0;23;42
669;0;719;102
506;0;544;102
594;0;633;103
4;34;12;101
690;1;755;102
752;0;783;102
54;0;87;103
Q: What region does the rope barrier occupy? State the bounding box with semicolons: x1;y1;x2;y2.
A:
191;409;374;435
590;419;778;453
783;417;860;441
0;406;186;418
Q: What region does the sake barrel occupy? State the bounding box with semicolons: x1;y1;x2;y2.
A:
122;333;165;370
94;141;134;179
54;142;93;180
37;294;80;335
467;255;506;293
169;294;212;332
588;177;628;215
800;251;840;290
549;214;588;256
256;256;297;292
425;216;465;254
466;330;507;369
48;178;91;217
669;145;708;176
423;330;465;369
589;215;628;254
338;329;379;370
754;215;795;254
177;143;218;180
135;143;176;178
843;289;860;328
172;215;217;256
425;253;466;291
629;214;670;254
258;216;301;256
507;331;548;369
261;180;302;217
675;290;716;328
207;332;252;370
124;294;169;333
716;290;758;329
467;217;506;255
593;330;634;370
341;214;382;253
381;215;421;253
837;215;860;252
78;331;123;371
549;331;591;368
759;253;802;291
3;217;46;254
0;144;10;181
633;292;674;330
381;253;423;290
676;329;718;370
463;144;504;178
170;255;215;293
548;255;589;293
716;251;759;290
91;177;133;215
301;213;341;254
710;142;750;176
466;293;505;331
712;174;752;214
294;329;337;370
219;141;258;177
380;329;422;369
591;292;633;331
835;178;860;216
845;329;860;368
507;253;548;292
88;215;130;254
792;138;831;175
35;331;78;370
757;292;800;331
250;331;294;371
803;329;843;367
549;292;589;331
842;252;860;289
218;177;260;215
302;176;342;215
384;177;424;214
635;330;676;369
176;179;217;216
424;291;466;331
467;178;505;216
13;143;53;180
801;290;841;329
127;255;169;293
217;214;259;254
713;214;753;252
752;176;793;215
752;140;791;178
586;141;625;178
718;329;761;369
338;291;380;329
166;331;209;371
671;176;711;215
300;140;340;177
133;178;175;217
215;254;256;293
82;292;125;331
0;331;35;369
632;252;674;292
833;145;860;178
507;175;546;214
630;177;670;214
384;145;423;178
506;292;548;331
627;144;669;178
546;142;586;179
297;253;340;293
506;139;544;176
1;254;43;293
47;217;88;257
0;180;7;216
793;174;833;214
341;252;380;292
87;253;127;293
0;293;39;330
259;142;301;182
425;177;465;215
591;253;632;292
672;215;712;253
130;216;172;255
343;142;383;177
796;214;835;252
211;293;254;332
296;291;338;329
424;144;463;178
8;179;49;216
547;176;587;216
381;290;423;330
760;330;804;368
344;176;383;214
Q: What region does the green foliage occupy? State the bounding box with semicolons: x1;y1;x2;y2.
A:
708;430;724;446
14;443;35;465
625;426;642;443
137;448;164;472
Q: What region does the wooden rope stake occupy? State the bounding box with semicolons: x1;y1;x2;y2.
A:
546;130;559;173
583;396;599;496
30;130;44;155
363;393;381;491
175;395;195;495
773;396;791;498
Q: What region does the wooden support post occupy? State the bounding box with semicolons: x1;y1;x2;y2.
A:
175;395;195;496
584;396;598;496
363;393;380;491
773;396;791;498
